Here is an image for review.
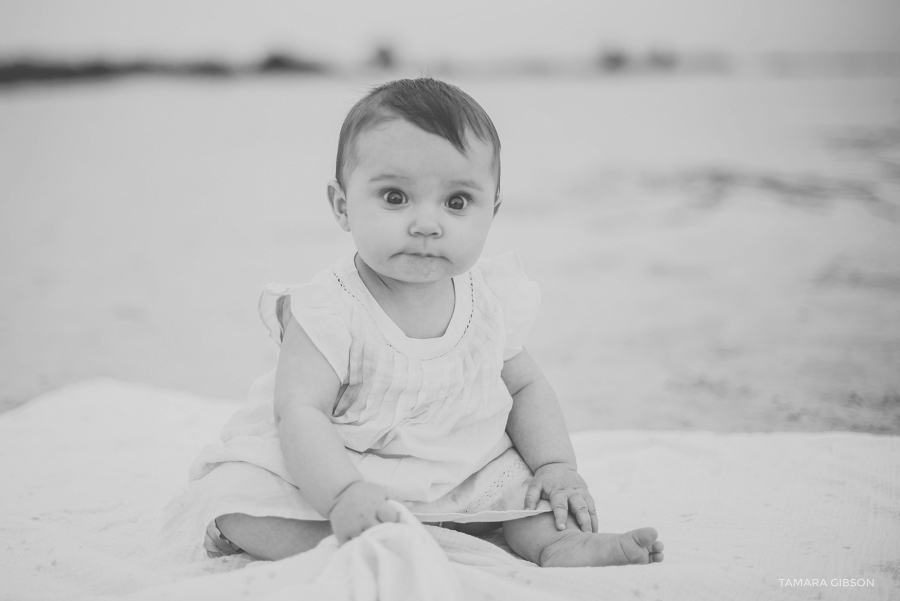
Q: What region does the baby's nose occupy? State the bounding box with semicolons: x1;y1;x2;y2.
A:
409;208;442;237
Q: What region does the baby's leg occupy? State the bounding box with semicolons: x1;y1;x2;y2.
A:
503;513;664;567
216;513;333;561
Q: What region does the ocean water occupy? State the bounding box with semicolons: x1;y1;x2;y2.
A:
1;74;898;431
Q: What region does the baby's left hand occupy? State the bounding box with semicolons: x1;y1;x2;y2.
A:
525;463;598;533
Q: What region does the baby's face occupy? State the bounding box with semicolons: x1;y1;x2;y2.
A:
330;118;498;285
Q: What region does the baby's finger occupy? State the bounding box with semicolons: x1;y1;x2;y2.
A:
586;496;599;533
549;491;569;530
334;525;353;544
569;494;592;533
361;512;383;533
523;482;543;511
376;501;400;524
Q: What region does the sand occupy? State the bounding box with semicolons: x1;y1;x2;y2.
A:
1;74;899;432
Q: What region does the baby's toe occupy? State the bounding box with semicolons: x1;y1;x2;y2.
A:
650;551;664;563
632;527;659;549
651;540;664;553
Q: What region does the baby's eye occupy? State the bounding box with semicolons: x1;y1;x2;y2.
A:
382;190;406;205
446;195;469;211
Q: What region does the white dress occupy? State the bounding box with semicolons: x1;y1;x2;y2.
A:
185;251;552;539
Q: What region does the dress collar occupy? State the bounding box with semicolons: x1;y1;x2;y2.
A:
331;254;474;360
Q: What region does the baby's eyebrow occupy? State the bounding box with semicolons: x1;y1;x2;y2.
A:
369;173;410;183
447;179;483;191
368;173;483;191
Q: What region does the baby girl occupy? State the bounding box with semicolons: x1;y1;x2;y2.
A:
187;77;664;568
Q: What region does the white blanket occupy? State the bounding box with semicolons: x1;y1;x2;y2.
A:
1;379;897;600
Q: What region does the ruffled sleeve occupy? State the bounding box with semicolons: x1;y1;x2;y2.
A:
477;251;541;361
258;282;352;383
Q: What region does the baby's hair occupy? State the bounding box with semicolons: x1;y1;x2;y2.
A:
336;78;502;199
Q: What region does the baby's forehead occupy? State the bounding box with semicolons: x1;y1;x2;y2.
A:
349;118;498;178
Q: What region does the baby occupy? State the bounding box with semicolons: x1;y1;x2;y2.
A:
187;78;664;568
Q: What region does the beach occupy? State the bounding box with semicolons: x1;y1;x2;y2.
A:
1;74;898;432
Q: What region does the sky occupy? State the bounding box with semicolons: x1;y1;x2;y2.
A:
1;0;899;64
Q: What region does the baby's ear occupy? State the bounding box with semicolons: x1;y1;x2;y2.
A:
327;180;351;232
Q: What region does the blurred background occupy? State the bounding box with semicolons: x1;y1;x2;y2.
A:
1;0;899;432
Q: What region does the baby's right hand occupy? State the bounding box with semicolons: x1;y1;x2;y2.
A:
328;480;400;543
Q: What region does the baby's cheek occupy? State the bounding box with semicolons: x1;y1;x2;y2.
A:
463;222;492;257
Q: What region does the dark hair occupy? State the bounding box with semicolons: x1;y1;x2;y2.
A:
335;78;501;199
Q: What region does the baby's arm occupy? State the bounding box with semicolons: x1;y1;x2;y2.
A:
502;349;598;533
274;314;398;542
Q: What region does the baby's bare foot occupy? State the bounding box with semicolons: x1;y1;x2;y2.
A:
539;527;664;567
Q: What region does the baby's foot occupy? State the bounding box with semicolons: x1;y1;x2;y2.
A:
539;527;664;567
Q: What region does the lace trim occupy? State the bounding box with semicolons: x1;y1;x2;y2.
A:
331;269;475;362
461;455;530;514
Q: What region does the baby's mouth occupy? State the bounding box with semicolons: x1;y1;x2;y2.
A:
400;252;443;259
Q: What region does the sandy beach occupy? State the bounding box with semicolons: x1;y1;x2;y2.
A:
1;74;898;432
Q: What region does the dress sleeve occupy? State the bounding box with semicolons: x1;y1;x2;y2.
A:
478;251;541;361
258;282;352;383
